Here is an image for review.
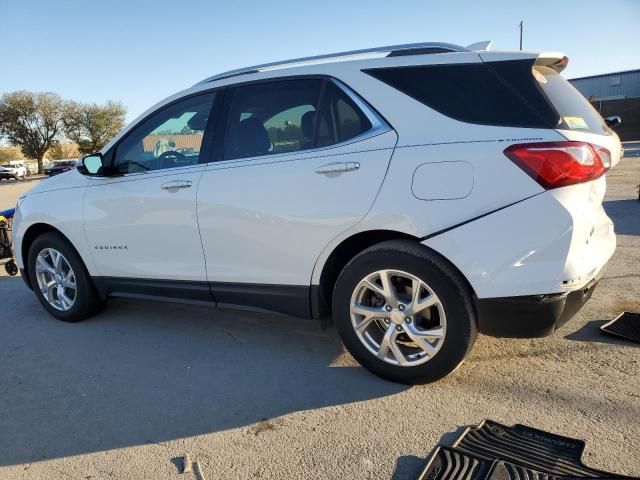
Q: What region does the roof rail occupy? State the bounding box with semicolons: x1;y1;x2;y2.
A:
195;42;469;85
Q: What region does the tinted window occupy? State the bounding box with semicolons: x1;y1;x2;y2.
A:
316;81;373;147
365;61;560;128
533;65;609;135
224;80;323;160
114;93;215;174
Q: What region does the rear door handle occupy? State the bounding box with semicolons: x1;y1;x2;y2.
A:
315;162;360;175
161;180;192;191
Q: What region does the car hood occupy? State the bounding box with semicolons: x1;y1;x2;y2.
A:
24;170;89;197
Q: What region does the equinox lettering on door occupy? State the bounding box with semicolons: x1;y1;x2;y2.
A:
94;245;128;250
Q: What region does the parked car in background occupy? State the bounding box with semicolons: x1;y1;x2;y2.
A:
0;163;27;181
12;41;622;384
24;163;38;175
46;160;77;177
42;162;54;175
9;161;30;176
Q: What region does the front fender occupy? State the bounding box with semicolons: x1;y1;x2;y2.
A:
13;187;97;276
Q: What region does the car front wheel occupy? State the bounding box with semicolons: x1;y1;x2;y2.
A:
332;240;477;384
28;232;105;322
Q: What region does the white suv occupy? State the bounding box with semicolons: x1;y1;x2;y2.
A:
13;42;621;383
0;162;27;181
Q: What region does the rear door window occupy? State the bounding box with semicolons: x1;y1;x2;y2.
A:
223;79;323;160
222;79;379;160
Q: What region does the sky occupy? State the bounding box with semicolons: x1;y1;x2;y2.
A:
1;0;639;123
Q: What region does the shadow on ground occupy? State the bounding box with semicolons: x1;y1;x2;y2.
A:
0;176;44;186
604;199;640;236
0;277;406;466
389;426;475;479
566;319;639;348
390;455;428;480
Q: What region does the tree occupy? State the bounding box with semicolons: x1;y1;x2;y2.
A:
0;146;25;163
0;91;66;173
63;100;126;155
47;141;80;161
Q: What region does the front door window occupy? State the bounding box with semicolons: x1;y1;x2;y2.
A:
114;93;216;174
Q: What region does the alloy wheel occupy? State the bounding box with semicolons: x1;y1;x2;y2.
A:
34;248;77;311
349;269;447;367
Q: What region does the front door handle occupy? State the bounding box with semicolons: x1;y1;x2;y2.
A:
161;180;192;191
315;162;360;175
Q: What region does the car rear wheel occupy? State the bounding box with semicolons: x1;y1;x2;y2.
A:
28;232;105;322
332;240;477;384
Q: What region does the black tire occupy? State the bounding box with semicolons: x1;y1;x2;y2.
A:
28;232;105;322
5;260;18;276
332;240;477;384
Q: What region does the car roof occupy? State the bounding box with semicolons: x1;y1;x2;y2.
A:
195;42;473;85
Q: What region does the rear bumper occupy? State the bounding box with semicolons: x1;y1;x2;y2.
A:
423;180;615;299
474;276;599;338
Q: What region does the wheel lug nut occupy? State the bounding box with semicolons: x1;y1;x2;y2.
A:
396;325;402;331
384;318;390;324
398;304;405;311
385;305;392;312
405;317;412;323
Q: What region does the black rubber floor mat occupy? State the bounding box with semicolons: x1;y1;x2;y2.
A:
450;420;632;478
418;446;489;480
601;312;640;343
418;445;610;480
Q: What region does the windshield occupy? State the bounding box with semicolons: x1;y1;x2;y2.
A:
533;65;610;135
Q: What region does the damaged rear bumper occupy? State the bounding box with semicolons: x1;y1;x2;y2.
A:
474;276;599;338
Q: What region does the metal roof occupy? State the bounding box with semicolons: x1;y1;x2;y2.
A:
569;68;640;100
569;68;640;81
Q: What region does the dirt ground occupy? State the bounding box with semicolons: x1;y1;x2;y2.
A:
0;157;638;479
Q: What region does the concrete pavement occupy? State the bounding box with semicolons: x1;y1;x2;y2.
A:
0;159;639;479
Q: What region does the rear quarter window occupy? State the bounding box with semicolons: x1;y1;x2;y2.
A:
365;60;609;135
364;61;559;128
532;65;609;135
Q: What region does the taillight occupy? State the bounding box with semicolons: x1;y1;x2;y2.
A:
504;141;611;189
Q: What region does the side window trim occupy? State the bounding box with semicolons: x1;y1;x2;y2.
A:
197;89;226;165
106;89;222;176
207;87;232;163
209;76;391;165
310;79;328;152
329;78;391;143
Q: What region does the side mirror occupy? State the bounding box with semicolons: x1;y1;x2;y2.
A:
78;154;104;176
605;116;622;129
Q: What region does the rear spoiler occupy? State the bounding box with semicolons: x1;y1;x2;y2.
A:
478;50;569;73
466;41;492;51
535;52;569;73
